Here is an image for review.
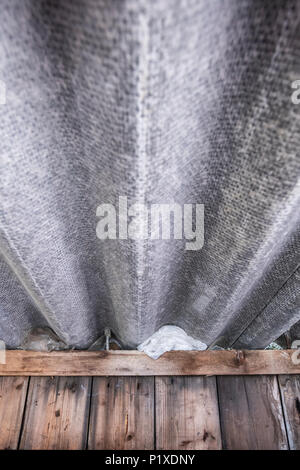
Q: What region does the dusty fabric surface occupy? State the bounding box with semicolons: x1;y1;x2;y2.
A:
0;0;299;350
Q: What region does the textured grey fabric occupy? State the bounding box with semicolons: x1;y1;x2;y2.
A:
0;0;299;349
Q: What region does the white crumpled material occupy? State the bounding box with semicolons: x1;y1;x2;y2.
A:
137;325;207;359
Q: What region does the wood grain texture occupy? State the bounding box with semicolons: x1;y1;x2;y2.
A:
19;376;91;449
217;375;288;450
278;375;300;449
0;377;28;449
155;376;221;450
88;377;154;449
0;350;299;376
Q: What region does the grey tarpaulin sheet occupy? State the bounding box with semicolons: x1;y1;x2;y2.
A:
0;0;299;350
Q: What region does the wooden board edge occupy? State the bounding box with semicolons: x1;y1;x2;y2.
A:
0;349;299;376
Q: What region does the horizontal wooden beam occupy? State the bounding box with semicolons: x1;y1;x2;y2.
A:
0;349;299;376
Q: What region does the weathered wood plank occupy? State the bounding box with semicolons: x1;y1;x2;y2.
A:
155;376;221;450
0;350;299;376
0;377;28;449
278;375;300;450
217;376;288;449
19;376;91;449
88;377;154;449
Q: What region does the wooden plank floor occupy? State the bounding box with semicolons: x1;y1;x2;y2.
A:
0;375;299;450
